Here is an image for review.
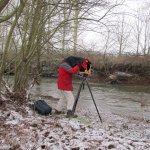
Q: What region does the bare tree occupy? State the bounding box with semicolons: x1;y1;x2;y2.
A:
13;0;46;93
0;0;26;91
134;12;143;55
110;14;132;56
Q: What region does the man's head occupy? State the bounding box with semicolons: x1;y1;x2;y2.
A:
64;56;92;72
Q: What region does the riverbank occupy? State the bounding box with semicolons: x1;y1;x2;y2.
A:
0;98;150;150
4;54;150;86
94;75;150;85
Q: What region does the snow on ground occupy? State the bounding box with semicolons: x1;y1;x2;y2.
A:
0;100;150;150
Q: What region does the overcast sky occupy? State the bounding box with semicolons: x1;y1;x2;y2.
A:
80;0;149;53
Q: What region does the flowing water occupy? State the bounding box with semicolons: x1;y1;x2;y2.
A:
31;78;150;121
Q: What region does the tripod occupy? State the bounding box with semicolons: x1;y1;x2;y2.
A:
72;74;102;123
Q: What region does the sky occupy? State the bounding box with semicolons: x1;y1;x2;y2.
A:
80;0;149;53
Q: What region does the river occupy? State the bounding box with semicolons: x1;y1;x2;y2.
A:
31;77;150;121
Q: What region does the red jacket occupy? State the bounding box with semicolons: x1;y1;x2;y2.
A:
57;62;80;91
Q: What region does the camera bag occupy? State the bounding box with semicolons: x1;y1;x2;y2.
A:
34;100;52;115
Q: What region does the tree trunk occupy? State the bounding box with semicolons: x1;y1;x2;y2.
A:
73;1;80;55
0;0;10;13
0;0;26;91
14;0;46;96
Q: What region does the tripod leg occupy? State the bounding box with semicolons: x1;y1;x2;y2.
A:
72;79;85;113
85;79;102;123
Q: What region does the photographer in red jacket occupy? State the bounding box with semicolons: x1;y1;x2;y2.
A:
55;56;91;117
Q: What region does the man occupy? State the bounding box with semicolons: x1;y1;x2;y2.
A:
55;56;91;117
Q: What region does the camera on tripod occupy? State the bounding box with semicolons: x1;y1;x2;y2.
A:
79;61;92;75
73;60;102;123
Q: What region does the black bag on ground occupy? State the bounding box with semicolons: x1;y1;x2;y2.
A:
34;100;52;115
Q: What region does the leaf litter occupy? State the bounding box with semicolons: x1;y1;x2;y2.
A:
0;99;150;150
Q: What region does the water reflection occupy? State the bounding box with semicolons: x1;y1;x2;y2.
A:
31;78;150;120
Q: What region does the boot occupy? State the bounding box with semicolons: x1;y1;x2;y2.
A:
66;110;78;118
